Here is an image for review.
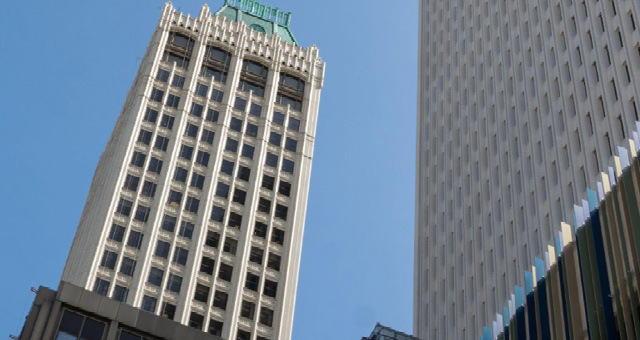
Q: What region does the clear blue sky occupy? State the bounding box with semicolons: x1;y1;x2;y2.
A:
0;1;417;338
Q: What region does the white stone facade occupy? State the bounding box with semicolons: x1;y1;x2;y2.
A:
416;0;640;338
61;3;324;340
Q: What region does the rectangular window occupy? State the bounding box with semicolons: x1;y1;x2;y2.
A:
120;257;136;276
228;212;242;229
288;117;300;131
130;151;146;167
215;182;230;198
213;291;228;310
262;175;275;190
233;188;246;205
100;250;117;270
275;204;288;221
249;247;264;264
241;144;255;159
230;117;243;132
272;228;284;245
134;205;150;222
193;284;210;303
56;310;106;340
161;303;176;320
150;88;164;102
258;198;271;213
116;198;133;216
223;237;238;255
93;278;110;296
184;196;200;213
240;300;256;319
137;129;152;145
148;157;163;174
185;123;199;137
282;159;294;173
167;190;183;207
166;94;180;108
218;263;233;282
285;138;297;152
237;80;265;96
210;206;225;223
160;215;176;234
237;166;251;181
189;313;204;330
196;150;210;166
269;132;282;146
108;224;125;242
245;123;258;137
179;221;194;239
190;103;203;117
249;103;262;117
276;93;302;111
166;274;182;293
267;253;281;271
113;285;129;302
206;231;221;248
206;109;219;122
200;256;215;275
160;114;175;129
179;144;194;160
259;307;274;327
143;108;158;122
237;329;252;340
272;111;284;125
156;68;170;82
147;267;164;286
201;129;215;144
263;279;277;298
234;97;247;111
123;174;140;192
209;319;224;336
279;181;291;197
155;240;170;258
265;153;278;167
142;295;157;313
245;272;259;291
211;89;224;102
141;180;157;197
171;74;185;88
225;138;239;152
221;159;234;175
174;167;188;182
254;221;267;238
154;135;170;151
190;173;205;189
195;83;209;97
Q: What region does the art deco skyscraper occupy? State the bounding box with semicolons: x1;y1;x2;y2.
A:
416;0;640;338
61;2;324;339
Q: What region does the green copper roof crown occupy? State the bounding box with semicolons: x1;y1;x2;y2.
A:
215;0;298;45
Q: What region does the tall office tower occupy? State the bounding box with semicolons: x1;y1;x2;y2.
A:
416;0;640;338
61;1;324;339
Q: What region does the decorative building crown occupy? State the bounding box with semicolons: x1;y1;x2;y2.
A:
224;0;292;27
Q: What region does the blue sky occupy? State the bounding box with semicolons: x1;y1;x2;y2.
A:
0;1;417;338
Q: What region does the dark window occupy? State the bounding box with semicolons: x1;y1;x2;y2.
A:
259;307;274;327
120;257;136;276
269;132;282;146
189;312;204;330
150;88;164;102
254;221;267;238
161;303;176;320
221;159;234;175
242;60;269;78
218;263;233;281
275;204;288;221
185;123;199;137
127;230;142;249
228;212;242;229
167;190;182;206
195;83;209;97
282;159;294;174
155;240;170;258
138;129;152;145
172;75;185;88
200;256;215;275
141;295;157;313
258;198;271;213
130;151;146;167
163;51;189;68
148;157;163;174
249;103;262;117
272;228;284;245
265;153;278;167
108;224;125;242
190;173;205;189
160;114;175;130
143;108;158;122
134;205;150;222
190;102;203;117
267;253;281;271
173;247;188;265
264;279;277;298
237;80;265;97
279;73;305;92
154;135;170;151
179;144;194;160
174;167;188;182
166;94;180;108
196;150;210;167
223;237;238;255
209;319;224;336
166;274;182;293
148;267;164;286
237;166;251;181
185;196;200;214
249;247;264;264
245;272;260;291
206;231;221;248
279;181;291;197
234;97;247;111
156;69;170;82
211;89;224;102
210;206;225;222
213;291;228;310
113;285;128;302
232;188;246;205
273;111;285;125
100;250;117;270
245;123;258;137
141;181;157;197
56;309;105;340
206;109;219;122
116;198;133;216
216;182;230;198
241;144;255;159
285;138;297;152
201;129;215;144
93;278;110;296
161;215;176;232
230;117;243;132
226;138;239;152
194;284;210;302
240;300;256;319
237;329;252;340
276;93;302;111
262;175;275;190
179;221;194;239
288;117;301;131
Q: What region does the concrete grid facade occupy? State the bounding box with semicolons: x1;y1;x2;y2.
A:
61;2;324;340
416;0;640;338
